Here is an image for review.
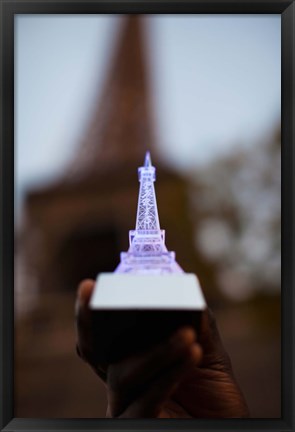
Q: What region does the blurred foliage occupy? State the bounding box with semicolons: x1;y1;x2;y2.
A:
189;125;281;302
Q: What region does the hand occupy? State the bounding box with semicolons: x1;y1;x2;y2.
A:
76;279;249;418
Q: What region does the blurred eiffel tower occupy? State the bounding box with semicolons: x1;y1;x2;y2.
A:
19;15;202;298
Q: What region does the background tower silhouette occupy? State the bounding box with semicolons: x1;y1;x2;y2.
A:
66;16;156;177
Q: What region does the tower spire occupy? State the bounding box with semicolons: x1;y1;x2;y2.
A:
66;16;156;179
115;153;183;274
135;151;160;232
144;151;152;167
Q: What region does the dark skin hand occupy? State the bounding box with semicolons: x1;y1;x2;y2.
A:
76;279;249;418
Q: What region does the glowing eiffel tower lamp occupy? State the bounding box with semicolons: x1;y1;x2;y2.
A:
90;152;206;311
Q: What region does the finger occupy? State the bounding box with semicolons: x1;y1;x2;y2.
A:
75;279;96;361
75;279;95;333
108;329;202;416
199;308;232;372
119;344;202;418
75;279;95;315
108;327;196;393
75;279;108;382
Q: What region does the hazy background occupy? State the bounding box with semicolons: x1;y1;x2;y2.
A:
15;14;280;217
15;14;281;418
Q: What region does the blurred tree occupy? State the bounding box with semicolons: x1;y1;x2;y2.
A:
189;125;281;302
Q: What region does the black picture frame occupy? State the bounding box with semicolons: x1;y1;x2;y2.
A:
1;1;294;431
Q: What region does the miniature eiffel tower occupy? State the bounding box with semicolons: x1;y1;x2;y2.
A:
115;152;183;274
90;153;206;311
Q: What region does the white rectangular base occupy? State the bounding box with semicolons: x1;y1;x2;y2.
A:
90;273;206;310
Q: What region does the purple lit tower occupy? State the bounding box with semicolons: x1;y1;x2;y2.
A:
115;152;183;274
91;154;206;311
